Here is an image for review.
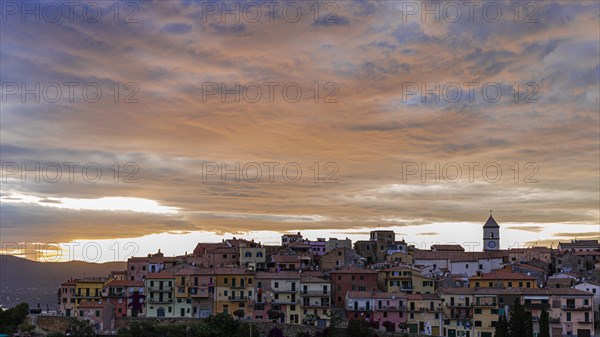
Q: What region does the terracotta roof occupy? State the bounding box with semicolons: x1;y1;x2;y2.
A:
213;268;254;275
346;291;376;299
413;250;507;261
330;268;379;274
76;277;107;283
431;244;465;252
407;293;441;300
105;280;144;287
145;272;174;279
301;276;329;283
271;255;300;263
255;271;301;280
373;292;407;299
473;271;536;281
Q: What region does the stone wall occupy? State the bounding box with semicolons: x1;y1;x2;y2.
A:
35;315;71;333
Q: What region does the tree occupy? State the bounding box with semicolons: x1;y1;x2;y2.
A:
346;319;373;337
495;315;509;337
539;307;550;337
508;299;533;337
0;302;29;334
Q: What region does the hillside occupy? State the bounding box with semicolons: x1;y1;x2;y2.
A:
0;255;125;310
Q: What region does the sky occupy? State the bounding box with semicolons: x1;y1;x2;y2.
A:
1;0;599;262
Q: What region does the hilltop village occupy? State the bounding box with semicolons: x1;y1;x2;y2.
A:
57;216;600;337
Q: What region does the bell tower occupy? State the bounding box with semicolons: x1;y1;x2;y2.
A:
483;210;500;251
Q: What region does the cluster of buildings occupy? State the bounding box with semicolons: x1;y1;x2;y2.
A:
57;215;600;337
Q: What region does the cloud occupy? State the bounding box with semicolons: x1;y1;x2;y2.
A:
0;0;597;251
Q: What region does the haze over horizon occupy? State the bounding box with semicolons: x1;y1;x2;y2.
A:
1;0;599;263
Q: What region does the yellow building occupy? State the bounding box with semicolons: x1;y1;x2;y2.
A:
75;277;107;306
470;269;537;289
406;293;442;336
214;268;254;318
378;265;435;294
472;293;498;337
439;288;475;337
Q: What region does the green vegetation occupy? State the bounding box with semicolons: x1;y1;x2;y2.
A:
345;319;373;337
117;313;246;337
0;303;29;334
539;307;550;337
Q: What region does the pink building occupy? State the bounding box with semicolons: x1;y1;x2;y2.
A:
373;292;407;332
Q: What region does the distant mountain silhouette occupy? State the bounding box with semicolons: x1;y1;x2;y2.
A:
0;255;125;310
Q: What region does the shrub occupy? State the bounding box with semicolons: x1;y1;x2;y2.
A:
267;327;285;337
346;319;373;337
382;320;395;332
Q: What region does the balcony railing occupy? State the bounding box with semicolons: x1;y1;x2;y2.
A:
562;305;592;311
376;305;403;311
347;306;371;311
446;303;472;308
475;302;496;307
147;286;173;292
272;299;300;305
524;303;550;309
303;302;331;308
147;298;173;304
300;290;329;296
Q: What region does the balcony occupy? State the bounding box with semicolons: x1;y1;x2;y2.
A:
475;302;496;307
300;290;329;296
303;302;331;308
524;302;550;309
272;299;300;305
376;305;403;311
446;303;472;308
562;305;592;311
147;297;173;304
147;286;173;292
347;306;371;311
228;296;248;302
